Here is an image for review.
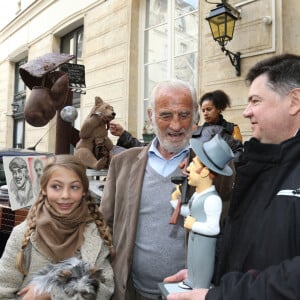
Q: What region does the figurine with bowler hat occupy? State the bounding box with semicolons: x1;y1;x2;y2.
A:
160;134;234;297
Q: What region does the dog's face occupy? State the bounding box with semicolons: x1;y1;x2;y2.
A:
90;96;116;124
54;263;103;300
30;257;104;300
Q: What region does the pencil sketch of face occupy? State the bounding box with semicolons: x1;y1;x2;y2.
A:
9;157;29;190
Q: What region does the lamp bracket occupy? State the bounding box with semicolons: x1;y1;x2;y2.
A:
221;46;241;76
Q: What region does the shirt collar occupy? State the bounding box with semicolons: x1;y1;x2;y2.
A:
149;137;189;160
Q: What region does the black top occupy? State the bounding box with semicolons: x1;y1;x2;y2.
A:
208;131;300;300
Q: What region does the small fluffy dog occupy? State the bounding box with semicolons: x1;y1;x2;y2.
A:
29;257;105;300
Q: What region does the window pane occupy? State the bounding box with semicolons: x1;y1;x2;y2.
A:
77;29;83;58
144;24;168;64
15;73;26;94
144;61;168;99
144;99;149;117
175;12;198;56
175;0;198;18
14;119;24;148
174;52;198;88
61;27;83;62
146;0;168;28
144;61;168;120
61;35;72;54
15;60;27;94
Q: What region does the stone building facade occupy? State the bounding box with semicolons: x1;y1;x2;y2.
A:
0;0;299;153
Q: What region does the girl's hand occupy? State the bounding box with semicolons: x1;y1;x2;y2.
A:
18;285;51;300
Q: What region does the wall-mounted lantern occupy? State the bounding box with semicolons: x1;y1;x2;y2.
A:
206;0;241;76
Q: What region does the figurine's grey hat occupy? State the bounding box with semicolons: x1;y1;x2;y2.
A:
190;133;234;176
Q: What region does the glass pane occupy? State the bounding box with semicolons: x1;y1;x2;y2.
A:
175;12;198;56
15;73;26;94
175;0;198;17
144;99;149;118
15;61;27;94
144;24;168;64
146;0;168;28
61;35;71;54
15;119;24;148
77;30;83;58
174;52;198;89
144;61;168;99
226;17;236;39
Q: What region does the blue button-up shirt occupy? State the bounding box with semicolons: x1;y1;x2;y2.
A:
148;137;189;177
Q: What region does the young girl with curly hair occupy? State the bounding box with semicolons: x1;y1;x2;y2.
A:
0;154;114;300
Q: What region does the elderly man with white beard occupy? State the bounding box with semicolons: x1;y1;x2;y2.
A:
101;79;199;300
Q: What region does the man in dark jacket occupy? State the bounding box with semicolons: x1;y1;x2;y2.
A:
164;53;300;300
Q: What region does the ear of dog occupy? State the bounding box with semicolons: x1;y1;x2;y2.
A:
90;267;105;284
95;96;104;106
57;269;72;283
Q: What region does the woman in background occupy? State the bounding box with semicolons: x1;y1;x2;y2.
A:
199;90;243;142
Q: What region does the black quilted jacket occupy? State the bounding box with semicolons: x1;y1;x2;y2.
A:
207;131;300;300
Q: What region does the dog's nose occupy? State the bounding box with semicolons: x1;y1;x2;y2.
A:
112;112;116;117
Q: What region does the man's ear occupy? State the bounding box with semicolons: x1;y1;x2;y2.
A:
289;88;300;116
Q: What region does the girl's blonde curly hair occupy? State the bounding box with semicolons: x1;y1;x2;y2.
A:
15;154;114;274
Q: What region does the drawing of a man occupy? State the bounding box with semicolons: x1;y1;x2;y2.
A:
9;157;33;207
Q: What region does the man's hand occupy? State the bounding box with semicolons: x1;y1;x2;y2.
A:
167;289;208;300
164;269;209;300
179;157;189;175
164;269;188;283
109;121;124;136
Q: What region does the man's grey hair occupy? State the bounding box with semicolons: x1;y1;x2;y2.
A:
148;79;199;124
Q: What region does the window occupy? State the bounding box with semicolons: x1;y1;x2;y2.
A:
12;59;27;148
142;0;198;119
60;26;83;131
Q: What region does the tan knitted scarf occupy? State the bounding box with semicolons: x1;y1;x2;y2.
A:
34;198;93;262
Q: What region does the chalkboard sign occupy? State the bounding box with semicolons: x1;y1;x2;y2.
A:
60;63;86;87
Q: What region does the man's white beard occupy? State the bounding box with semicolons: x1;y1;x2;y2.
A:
153;122;192;154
